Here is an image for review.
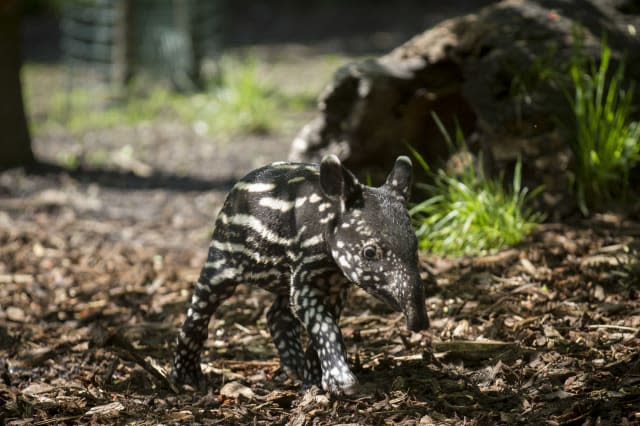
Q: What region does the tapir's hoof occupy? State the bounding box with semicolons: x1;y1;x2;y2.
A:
322;372;360;397
337;380;360;397
170;367;208;393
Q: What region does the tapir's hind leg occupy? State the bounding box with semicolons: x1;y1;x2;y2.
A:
171;252;239;389
266;295;306;381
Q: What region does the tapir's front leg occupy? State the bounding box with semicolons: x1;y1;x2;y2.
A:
291;266;358;395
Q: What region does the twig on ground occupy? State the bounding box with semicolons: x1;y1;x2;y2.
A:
587;324;639;333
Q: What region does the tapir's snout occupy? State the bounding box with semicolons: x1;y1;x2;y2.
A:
403;278;429;332
406;310;430;331
366;273;429;331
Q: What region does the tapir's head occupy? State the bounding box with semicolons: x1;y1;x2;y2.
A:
320;155;429;332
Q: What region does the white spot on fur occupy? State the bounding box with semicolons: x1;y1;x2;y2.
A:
234;182;276;192
271;162;301;170
204;259;227;269
217;213;299;246
320;213;335;224
245;269;282;282
210;239;284;264
318;202;331;212
298;254;329;268
209;267;243;285
259;197;295;212
309;193;322;203
301;234;324;248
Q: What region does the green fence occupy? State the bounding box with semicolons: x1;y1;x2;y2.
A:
61;0;219;90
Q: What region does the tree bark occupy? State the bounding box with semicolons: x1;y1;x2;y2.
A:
0;1;35;169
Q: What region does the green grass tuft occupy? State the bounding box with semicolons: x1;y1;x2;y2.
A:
410;156;543;255
408;115;543;256
568;35;640;215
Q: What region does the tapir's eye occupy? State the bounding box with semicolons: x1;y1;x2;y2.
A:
362;245;378;260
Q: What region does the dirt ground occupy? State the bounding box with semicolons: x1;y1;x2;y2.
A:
2;110;640;425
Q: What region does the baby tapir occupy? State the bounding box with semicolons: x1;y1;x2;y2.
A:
172;155;429;395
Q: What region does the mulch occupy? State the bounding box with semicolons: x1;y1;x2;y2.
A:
1;185;639;425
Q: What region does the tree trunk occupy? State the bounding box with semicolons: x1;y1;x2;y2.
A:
0;1;35;169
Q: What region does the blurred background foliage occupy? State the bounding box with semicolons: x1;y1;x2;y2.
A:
11;0;640;254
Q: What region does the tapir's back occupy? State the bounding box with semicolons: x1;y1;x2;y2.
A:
226;162;320;207
209;162;329;282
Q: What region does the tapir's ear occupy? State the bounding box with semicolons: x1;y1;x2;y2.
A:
384;156;413;203
320;155;361;207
